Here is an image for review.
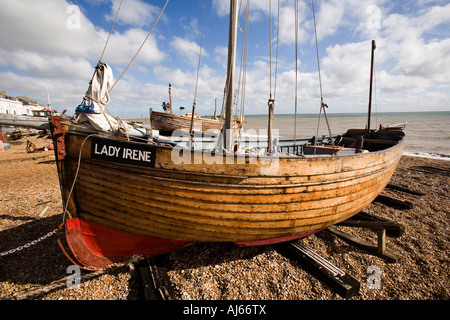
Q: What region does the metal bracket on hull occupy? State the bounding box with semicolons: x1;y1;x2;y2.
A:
50;115;66;160
58;220;115;270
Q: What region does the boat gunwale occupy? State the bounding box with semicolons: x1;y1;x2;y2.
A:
65;128;405;162
151;110;221;123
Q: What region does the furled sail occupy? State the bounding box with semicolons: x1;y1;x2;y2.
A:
76;62;144;137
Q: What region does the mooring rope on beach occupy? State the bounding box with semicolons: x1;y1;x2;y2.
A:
0;228;60;257
10;255;143;300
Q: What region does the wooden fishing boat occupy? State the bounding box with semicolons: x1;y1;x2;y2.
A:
150;84;224;135
50;1;405;270
51;118;404;269
150;110;222;134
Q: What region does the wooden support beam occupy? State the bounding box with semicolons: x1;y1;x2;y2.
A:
377;229;386;256
326;227;398;263
338;211;405;237
386;183;425;196
137;256;175;300
276;242;360;299
375;194;413;210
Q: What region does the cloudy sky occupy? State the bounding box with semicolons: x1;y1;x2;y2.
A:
0;0;449;117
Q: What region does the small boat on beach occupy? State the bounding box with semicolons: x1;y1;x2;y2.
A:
50;0;405;270
150;84;224;135
150;110;222;135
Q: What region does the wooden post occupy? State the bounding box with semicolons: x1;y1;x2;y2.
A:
214;97;218;119
367;40;376;132
149;108;153;131
223;0;238;152
327;227;398;263
377;229;386;255
267;98;274;154
168;84;173;114
189;102;196;149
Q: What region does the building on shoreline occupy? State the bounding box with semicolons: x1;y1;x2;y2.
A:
0;91;47;116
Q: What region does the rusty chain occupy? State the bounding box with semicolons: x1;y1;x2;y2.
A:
0;228;60;257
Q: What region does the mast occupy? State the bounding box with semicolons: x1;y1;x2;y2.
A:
367;39;376;133
46;84;51;109
223;0;239;152
214;97;218;119
168;83;173;114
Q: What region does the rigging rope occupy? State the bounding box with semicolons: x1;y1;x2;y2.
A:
268;0;280;100
373;50;378;128
312;0;323;104
238;0;250;123
193;0;208;104
236;2;248;153
311;0;334;149
109;0;170;92
274;0;280;101
99;0;123;62
269;0;272;99
189;0;208;147
293;0;299;149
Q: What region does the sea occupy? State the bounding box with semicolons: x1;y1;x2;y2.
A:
242;111;450;161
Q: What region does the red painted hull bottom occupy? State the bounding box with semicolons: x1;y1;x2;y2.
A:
60;218;319;270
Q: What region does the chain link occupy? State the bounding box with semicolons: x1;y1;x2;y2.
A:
0;228;60;257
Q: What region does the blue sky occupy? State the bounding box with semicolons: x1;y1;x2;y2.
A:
0;0;449;117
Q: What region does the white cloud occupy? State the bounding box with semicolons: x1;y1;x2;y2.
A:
170;37;208;66
102;28;165;66
214;46;229;67
212;0;231;17
0;0;166;114
0;0;103;58
278;4;310;45
0;48;93;80
105;0;163;28
380;4;450;85
315;0;346;41
0;71;87;109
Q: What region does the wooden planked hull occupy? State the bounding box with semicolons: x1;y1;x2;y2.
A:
52;120;404;268
150;111;221;133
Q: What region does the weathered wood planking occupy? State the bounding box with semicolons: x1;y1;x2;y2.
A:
59;131;404;242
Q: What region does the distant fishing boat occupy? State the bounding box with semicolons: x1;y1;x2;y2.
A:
150;84;225;135
150;110;223;134
50;0;405;270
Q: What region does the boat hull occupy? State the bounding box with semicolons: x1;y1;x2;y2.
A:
150;111;221;134
52;119;404;269
0;113;50;130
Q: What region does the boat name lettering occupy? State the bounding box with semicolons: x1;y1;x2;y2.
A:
91;138;156;167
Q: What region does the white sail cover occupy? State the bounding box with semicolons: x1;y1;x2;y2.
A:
77;62;145;137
